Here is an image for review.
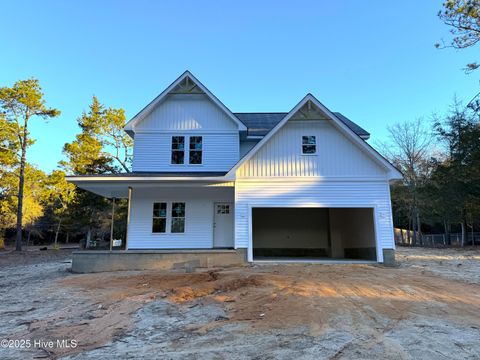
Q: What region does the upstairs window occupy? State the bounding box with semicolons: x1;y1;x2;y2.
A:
189;136;203;164
152;202;167;233
171;202;186;233
302;136;316;155
171;136;185;164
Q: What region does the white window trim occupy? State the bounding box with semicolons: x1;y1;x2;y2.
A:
189;136;203;166
171;202;186;233
301;135;317;156
152;202;187;234
171;136;186;165
170;135;204;166
152;202;168;234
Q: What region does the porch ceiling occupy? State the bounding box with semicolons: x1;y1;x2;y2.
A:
68;177;235;198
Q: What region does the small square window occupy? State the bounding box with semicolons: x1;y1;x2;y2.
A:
217;204;230;214
302;136;316;154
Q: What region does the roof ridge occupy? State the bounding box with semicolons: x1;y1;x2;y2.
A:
233;112;288;114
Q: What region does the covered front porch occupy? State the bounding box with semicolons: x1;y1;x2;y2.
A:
68;173;242;272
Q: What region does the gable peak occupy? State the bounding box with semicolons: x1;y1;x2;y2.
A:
169;71;205;95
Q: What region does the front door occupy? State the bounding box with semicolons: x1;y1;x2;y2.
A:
213;202;234;248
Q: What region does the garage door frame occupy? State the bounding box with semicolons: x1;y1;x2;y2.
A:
247;204;381;263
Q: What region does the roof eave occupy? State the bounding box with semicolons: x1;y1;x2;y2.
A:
67;175;236;183
227;94;399;177
124;71;247;135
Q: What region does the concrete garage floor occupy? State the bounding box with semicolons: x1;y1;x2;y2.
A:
0;247;480;359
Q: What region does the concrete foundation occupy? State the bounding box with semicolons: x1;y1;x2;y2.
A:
72;249;247;273
382;249;396;267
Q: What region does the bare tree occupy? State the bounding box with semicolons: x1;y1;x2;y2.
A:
378;119;434;245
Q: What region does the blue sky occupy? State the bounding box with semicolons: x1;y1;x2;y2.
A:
2;0;478;173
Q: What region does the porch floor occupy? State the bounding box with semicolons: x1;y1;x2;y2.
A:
72;249;247;273
76;249;236;254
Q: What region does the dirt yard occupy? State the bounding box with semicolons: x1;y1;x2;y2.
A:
0;247;479;359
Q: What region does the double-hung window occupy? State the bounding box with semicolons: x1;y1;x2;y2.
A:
171;202;186;233
152;202;186;233
171;136;185;164
171;136;202;165
189;136;202;164
302;135;317;155
152;202;167;233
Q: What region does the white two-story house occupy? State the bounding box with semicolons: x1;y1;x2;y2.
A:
69;71;402;269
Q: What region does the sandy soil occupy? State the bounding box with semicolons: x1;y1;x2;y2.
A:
0;246;76;267
0;247;479;359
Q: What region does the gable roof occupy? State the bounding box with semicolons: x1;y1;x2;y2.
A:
124;71;247;137
234;112;370;139
227;94;402;180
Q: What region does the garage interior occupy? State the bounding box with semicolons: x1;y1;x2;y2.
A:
252;207;377;261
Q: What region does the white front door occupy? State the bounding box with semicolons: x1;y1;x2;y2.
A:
213;202;234;248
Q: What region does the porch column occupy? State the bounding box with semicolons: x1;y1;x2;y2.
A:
125;186;132;250
109;197;116;251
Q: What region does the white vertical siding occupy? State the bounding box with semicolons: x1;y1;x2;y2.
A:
237;120;386;178
132;132;239;172
234;180;395;261
135;94;238;131
131;93;240;172
128;187;234;249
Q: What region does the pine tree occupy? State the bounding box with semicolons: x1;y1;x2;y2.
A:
0;79;60;251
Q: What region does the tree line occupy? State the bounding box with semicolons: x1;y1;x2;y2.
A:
382;102;480;246
386;0;480;246
0;80;132;250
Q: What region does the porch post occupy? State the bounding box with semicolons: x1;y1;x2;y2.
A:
125;187;132;250
110;197;116;251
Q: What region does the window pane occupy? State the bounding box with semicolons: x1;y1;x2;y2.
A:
153;203;167;217
189;136;202;150
189;151;202;164
172;136;185;150
171;218;185;233
152;218;166;233
302;145;316;154
302;136;316;145
171;151;185;164
172;202;185;217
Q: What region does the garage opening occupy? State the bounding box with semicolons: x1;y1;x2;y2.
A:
252;208;377;261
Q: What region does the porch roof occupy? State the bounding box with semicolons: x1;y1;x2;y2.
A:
67;171;233;198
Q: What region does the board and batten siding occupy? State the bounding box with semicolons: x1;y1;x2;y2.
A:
234;180;395;262
135;94;238;131
132;93;240;172
128;187;234;249
237;120;385;178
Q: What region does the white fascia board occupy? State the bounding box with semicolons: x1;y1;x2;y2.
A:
236;176;390;182
227;94;403;180
67;176;235;183
124;71;247;135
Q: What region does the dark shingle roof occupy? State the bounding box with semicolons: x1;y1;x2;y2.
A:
234;113;287;137
332;112;370;138
234;112;370;138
